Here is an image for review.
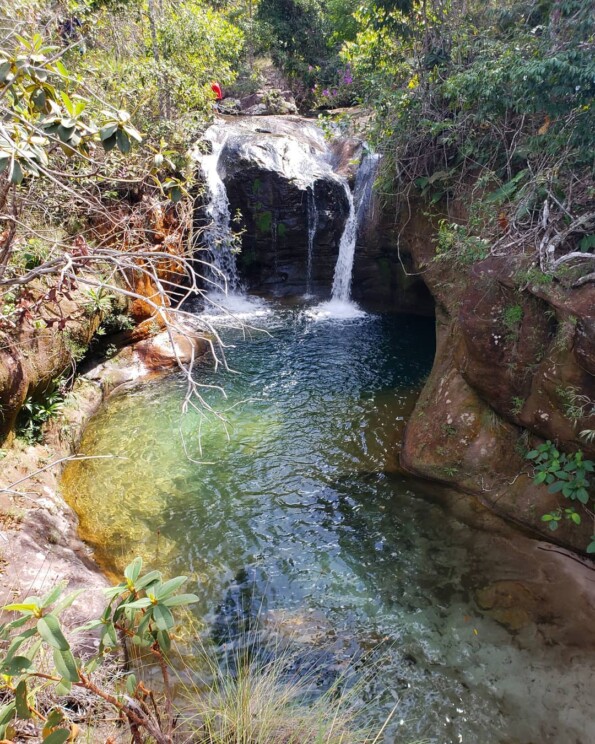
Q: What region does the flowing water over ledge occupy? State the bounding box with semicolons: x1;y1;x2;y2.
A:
62;304;595;744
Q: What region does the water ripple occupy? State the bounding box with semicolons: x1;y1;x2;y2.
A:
62;305;595;744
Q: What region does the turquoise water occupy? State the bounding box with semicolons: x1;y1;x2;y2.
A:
63;303;595;744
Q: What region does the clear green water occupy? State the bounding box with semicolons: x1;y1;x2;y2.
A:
63;304;595;744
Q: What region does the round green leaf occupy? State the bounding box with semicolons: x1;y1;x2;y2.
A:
1;656;34;675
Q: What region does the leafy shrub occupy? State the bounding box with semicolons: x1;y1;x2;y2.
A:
15;384;65;444
341;0;594;280
526;441;595;552
0;557;198;742
436;220;489;266
0;558;399;743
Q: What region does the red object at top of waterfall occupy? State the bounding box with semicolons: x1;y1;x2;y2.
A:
211;83;223;100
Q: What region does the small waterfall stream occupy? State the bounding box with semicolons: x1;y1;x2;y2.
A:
330;184;357;302
330;152;380;304
354;152;380;228
305;186;318;296
198;134;241;294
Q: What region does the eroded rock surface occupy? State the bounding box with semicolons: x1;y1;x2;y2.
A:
394;203;595;551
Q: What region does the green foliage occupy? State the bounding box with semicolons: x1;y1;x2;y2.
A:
541;506;581;529
100;310;135;334
0;32;141;184
63;331;88;364
526;441;595;550
83;287;113;316
556;386;595;427
255;0;359;104
436;220;489;266
517;266;554;287
527;441;593;504
502;304;523;340
511;396;524;416
256;0;328;74
15;383;64;444
341;0;594;276
80;0;244;128
0;557;198;742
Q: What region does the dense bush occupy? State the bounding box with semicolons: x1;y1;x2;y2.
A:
339;0;594;275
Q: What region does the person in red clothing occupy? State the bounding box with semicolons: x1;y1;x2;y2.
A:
211;82;223;100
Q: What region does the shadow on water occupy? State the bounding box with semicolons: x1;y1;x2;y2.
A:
62;304;595;744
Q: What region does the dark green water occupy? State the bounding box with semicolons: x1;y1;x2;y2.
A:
63;303;595;744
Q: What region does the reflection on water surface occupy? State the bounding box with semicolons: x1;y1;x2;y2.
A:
63;305;595;744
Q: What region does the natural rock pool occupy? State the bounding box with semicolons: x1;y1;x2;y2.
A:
62;302;595;744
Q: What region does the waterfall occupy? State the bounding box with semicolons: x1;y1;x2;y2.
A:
199;135;241;293
330;184;357;302
306;186;318;296
330;152;381;303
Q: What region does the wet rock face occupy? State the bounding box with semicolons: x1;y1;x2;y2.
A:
227;170;350;295
210;116;351;296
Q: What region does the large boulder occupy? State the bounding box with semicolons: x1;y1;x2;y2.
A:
199;117;351;296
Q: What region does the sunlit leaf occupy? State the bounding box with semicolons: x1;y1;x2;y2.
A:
37;615;70;650
52;648;79;683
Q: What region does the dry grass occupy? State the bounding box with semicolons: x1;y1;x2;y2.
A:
169;627;400;744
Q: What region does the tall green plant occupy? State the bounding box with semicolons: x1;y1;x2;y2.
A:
0;557;198;742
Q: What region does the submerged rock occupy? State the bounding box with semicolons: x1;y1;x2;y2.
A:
86;328;208;395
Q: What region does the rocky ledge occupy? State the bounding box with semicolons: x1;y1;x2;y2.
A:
0;329;206;623
390;203;595;553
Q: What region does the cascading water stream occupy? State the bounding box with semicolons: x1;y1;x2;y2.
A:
309;151;380;319
330;185;357;302
305;186;318;296
198;135;241;294
354;152;381;228
330;152;381;304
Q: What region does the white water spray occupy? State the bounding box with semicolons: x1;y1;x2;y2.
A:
309;152;380;319
330;184;357;302
198;135;241;293
330;152;381;304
